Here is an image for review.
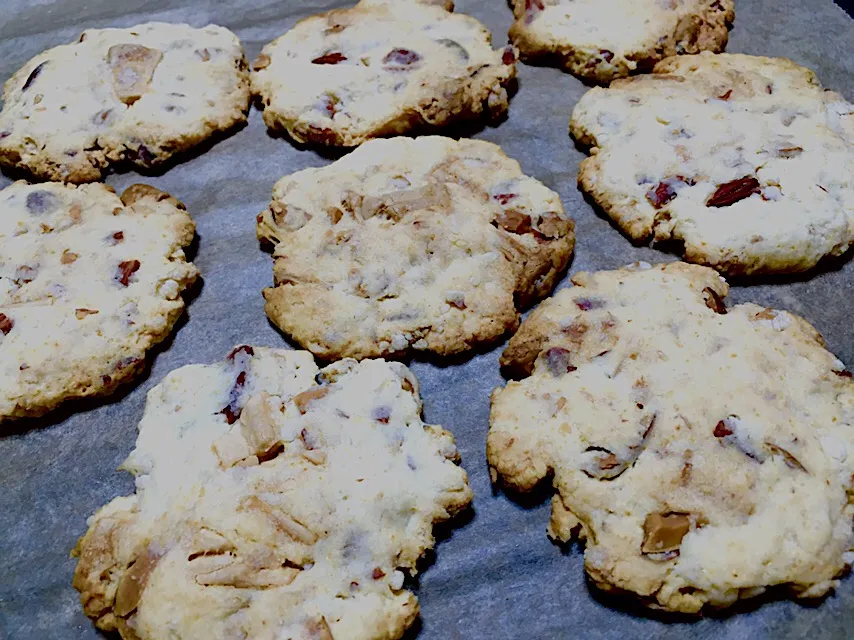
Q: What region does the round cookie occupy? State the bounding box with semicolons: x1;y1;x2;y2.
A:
250;0;516;147
509;0;734;82
487;261;854;613
0;181;198;421
570;53;854;276
257;136;575;360
0;22;250;183
73;346;472;640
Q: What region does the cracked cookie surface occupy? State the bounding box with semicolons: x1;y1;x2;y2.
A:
73;347;472;640
570;53;854;276
488;261;854;613
0;22;250;183
250;0;516;146
509;0;733;82
0;181;198;421
257;136;574;360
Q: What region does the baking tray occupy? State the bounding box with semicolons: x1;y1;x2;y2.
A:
1;1;854;638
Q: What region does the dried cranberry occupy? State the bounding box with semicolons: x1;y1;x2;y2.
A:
372;568;386;579
493;193;517;205
373;406;391;424
111;231;124;244
646;181;677;209
718;89;733;101
575;298;605;311
312;52;347;65
545;347;576;377
0;314;13;335
713;420;733;437
383;49;421;68
116;260;141;286
502;46;515;65
220;371;246;424
834;369;853;379
227;345;255;360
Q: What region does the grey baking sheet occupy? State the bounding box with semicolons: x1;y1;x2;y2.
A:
2;1;854;638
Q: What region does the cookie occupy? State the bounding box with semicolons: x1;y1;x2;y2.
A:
570;53;854;276
0;181;198;421
509;0;734;82
0;22;250;183
487;261;854;613
257;136;574;360
250;0;516;147
73;347;472;640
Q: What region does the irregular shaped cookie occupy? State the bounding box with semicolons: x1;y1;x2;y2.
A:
257;136;574;360
0;181;198;421
510;0;733;82
0;22;250;183
250;0;516;146
488;262;854;613
571;53;854;275
73;347;472;640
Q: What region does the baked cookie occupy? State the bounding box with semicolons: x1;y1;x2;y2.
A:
257;136;574;360
250;0;516;147
509;0;734;82
73;347;472;640
0;181;198;421
0;22;250;183
488;261;854;613
570;53;854;276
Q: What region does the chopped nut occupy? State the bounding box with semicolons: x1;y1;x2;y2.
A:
0;314;13;335
116;260;141;286
107;44;163;106
301;449;327;465
776;146;803;158
535;212;571;239
75;308;99;319
306;616;334;640
120;184;181;208
493;209;532;234
581;447;627;480
22;61;47;91
765;443;807;473
294;386;330;414
702;287;727;314
706;177;760;208
114;547;162;617
61;250;79;264
252;53;271;71
238;392;280;457
641;513;693;554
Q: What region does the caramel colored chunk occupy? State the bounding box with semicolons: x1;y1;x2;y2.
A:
108;44;163;106
641;512;692;554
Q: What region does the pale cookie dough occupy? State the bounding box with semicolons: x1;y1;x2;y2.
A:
0;181;198;421
510;0;733;82
73;347;472;640
0;22;250;183
257;136;574;360
250;0;516;147
487;261;854;613
571;53;854;276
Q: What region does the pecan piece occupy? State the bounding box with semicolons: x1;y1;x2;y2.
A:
581;447;627;480
61;250;79;264
765;443;807;473
702;287;727;314
706;177;760;208
116;260;141;286
107;44;163;106
646;176;691;209
641;512;694;554
0;314;13;335
252;53;271;71
294;387;330;415
22;61;47;91
114;547;162;617
312;52;347;65
75;308;99;319
493;209;532;234
306;616;334;640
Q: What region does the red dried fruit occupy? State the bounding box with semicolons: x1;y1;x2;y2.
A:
493;193;517;205
227;345;255;360
713;420;733;437
312;52;347;65
502;46;515;65
372;568;386;579
545;347;576;376
834;369;853;378
383;49;421;68
706;177;760;207
373;406;391;424
0;314;13;335
525;0;545;20
718;89;733;101
600;49;614;62
23;62;47;91
646;178;687;209
220;370;247;425
116;260;141;286
112;231;124;244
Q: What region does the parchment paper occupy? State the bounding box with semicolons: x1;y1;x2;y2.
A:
1;1;854;638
